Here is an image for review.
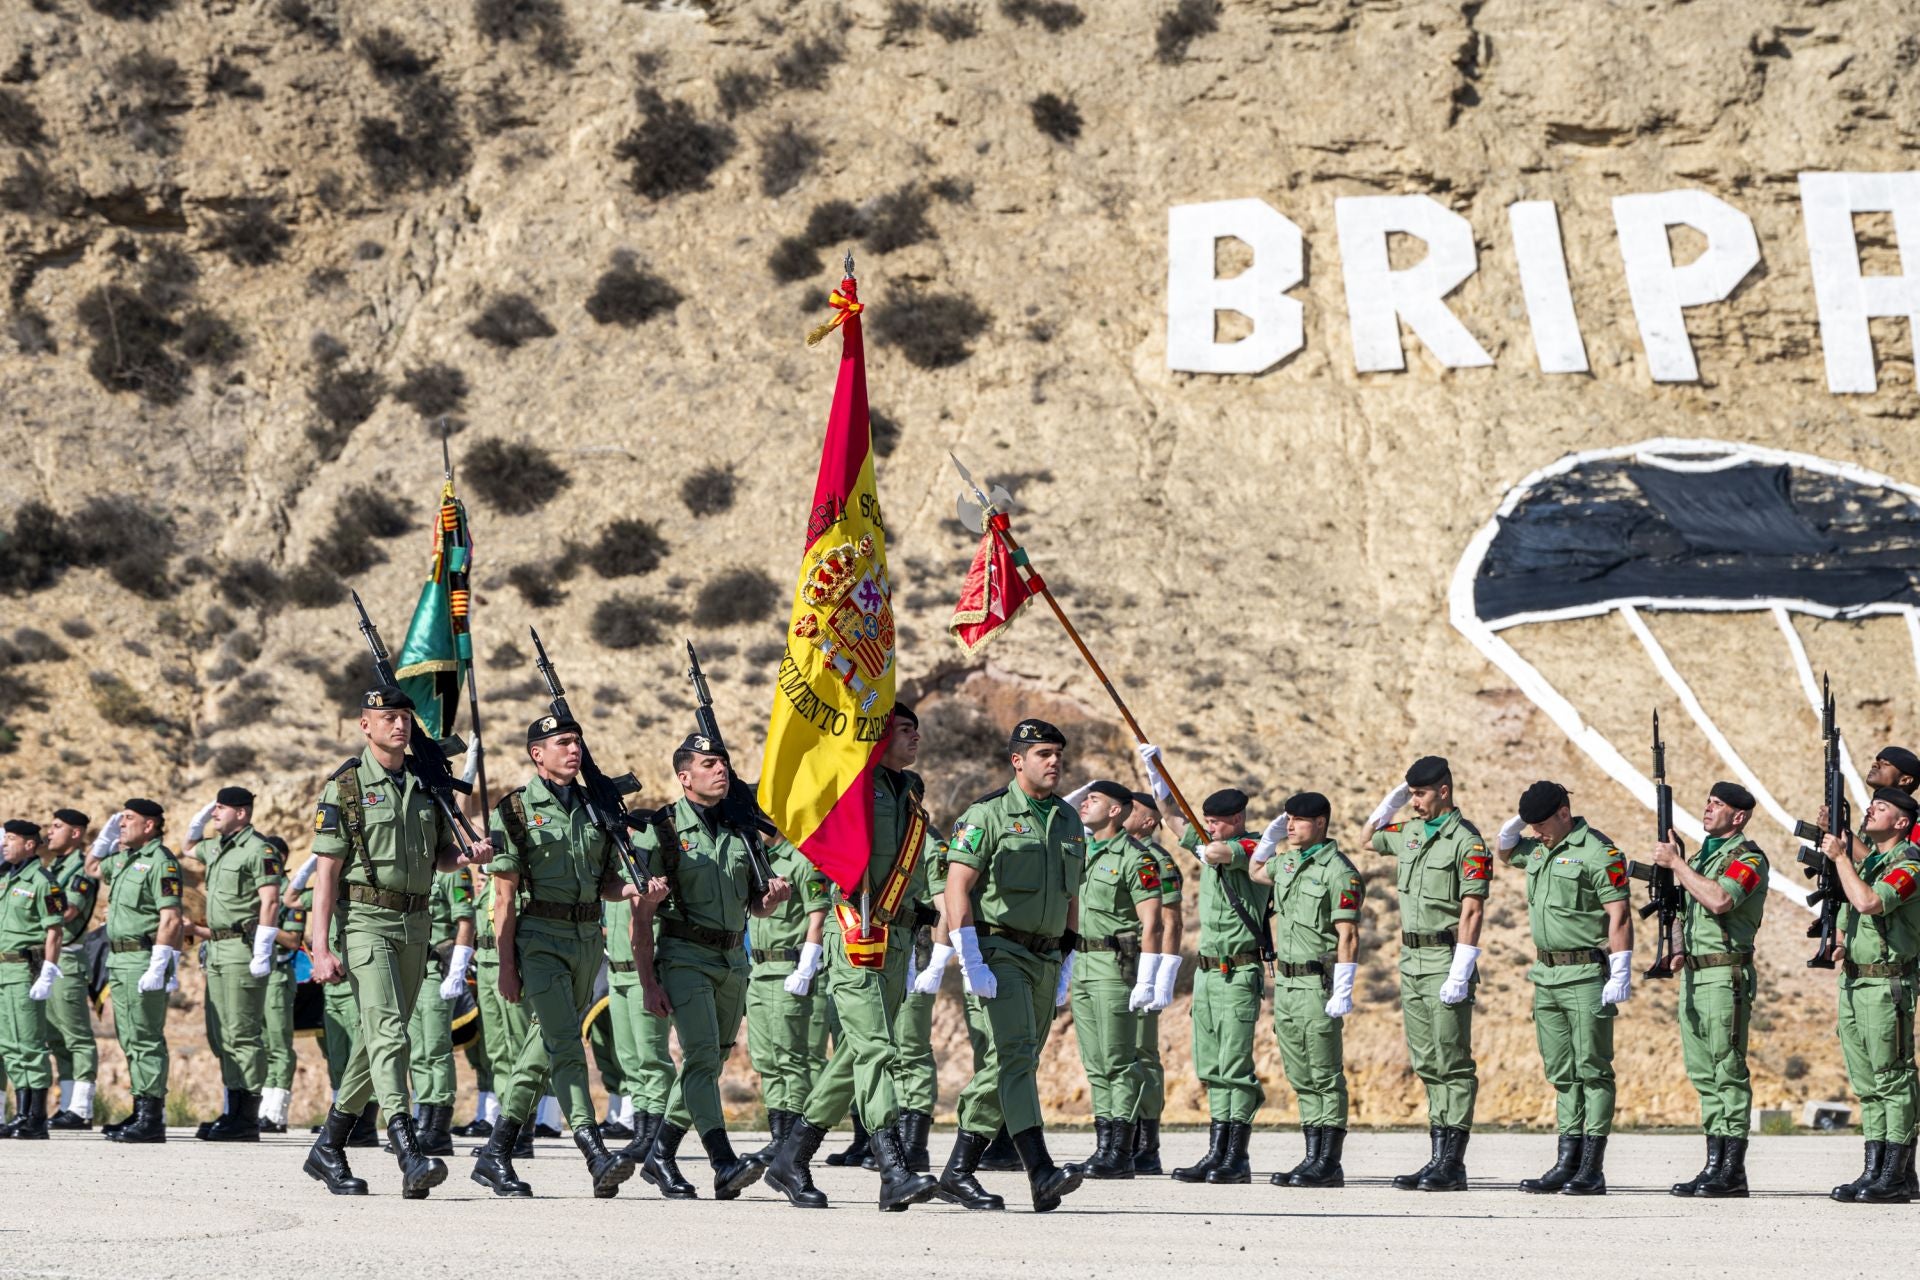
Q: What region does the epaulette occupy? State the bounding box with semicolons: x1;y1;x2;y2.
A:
968;786;1008;808
1456;816;1484;837
328;757;360;783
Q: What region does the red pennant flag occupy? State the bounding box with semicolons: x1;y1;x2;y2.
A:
948;522;1035;656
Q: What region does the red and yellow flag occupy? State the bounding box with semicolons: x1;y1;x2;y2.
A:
759;276;896;892
948;517;1036;655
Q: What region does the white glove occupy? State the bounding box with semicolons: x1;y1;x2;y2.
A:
1129;953;1162;1012
1601;950;1633;1005
249;925;278;978
1054;951;1075;1007
1324;961;1357;1018
782;941;824;996
1150;953;1182;1011
904;950;922;993
954;926;996;999
1251;814;1287;865
913;943;953;995
1367;783;1411;830
185;800;217;846
1438;943;1480;1004
89;812;122;860
29;960;59;1000
289;857;321;893
439;944;474;1000
1498;813;1526;851
1136;744;1172;802
463;741;483;785
138;944;177;993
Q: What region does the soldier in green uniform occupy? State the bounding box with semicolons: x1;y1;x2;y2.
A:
469;864;537;1160
878;704;941;1173
405;868;474;1156
98;798;184;1144
936;718;1086;1213
1820;787;1920;1203
1119;792;1182;1174
0;821;62;1139
767;704;940;1211
743;837;826;1169
630;733;793;1201
302;686;494;1198
1250;792;1361;1187
1068;780;1164;1179
182;787;285;1142
472;713;656;1198
1646;781;1767;1198
607;891;675;1162
1362;756;1489;1192
1498;780;1633;1196
260;837;300;1133
42;809;100;1130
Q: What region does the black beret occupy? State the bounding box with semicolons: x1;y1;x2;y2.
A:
216;786;254;809
3;819;41;840
1130;791;1160;814
1284;792;1332;820
1518;781;1569;825
528;714;581;745
1875;786;1920;819
1878;746;1920;779
1009;718;1066;752
52;808;89;830
1202;788;1248;817
1085;780;1133;804
1709;781;1756;812
891;702;918;727
363;685;415;712
124;797;164;820
677;732;727;759
1405;756;1451;788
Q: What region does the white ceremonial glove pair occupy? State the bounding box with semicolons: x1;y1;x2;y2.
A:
29;960;60;1001
1367;783;1411;830
1438;944;1480;1005
912;943;953;995
1497;813;1527;851
138;945;177;994
439;944;475;1000
955;927;997;999
1602;950;1633;1006
249;925;278;978
1250;814;1288;865
1136;745;1172;803
1150;954;1182;1011
783;942;825;996
1324;961;1358;1018
1128;953;1161;1012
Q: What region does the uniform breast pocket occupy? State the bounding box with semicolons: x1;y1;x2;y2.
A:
359;801;400;865
991;843;1045;892
1420;861;1458;903
1287;882;1330;927
1545;861;1589;909
1060;850;1084;895
1087;865;1122;911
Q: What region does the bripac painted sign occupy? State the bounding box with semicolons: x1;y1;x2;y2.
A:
1166;172;1919;394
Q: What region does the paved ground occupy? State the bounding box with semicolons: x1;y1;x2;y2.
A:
0;1127;1900;1279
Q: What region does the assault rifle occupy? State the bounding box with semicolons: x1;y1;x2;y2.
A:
1626;712;1684;978
528;627;651;889
1795;676;1847;970
685;641;773;906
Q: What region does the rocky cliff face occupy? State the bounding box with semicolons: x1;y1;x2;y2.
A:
3;0;1911;1126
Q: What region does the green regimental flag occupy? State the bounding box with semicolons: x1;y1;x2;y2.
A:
394;479;474;740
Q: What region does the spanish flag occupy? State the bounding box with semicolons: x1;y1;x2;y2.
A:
759;273;896;892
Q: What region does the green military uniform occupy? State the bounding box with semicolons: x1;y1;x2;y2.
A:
1678;832;1768;1137
199;824;284;1098
313;889;361;1091
311;747;455;1120
45;850;100;1101
746;841;828;1115
1180;828;1271;1126
488;775;623;1129
1133;837;1181;1129
405;870;473;1112
1510;820;1628;1136
0;859;63;1093
605;902;673;1118
100;839;182;1101
472;870;541;1115
264;896;305;1100
1836;840;1920;1148
1268;839;1361;1127
1071;834;1161;1123
948;785;1084;1138
1372;812;1489;1130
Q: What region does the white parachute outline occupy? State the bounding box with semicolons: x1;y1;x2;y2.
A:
1449;436;1920;911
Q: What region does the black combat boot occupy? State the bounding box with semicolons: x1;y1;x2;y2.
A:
826;1111;872;1167
1088;1118;1137;1180
388;1113;450;1200
48;1106;91;1131
896;1108;933;1173
204;1091;261;1143
1172;1120;1228;1183
1394;1126;1442;1190
618;1110;661;1165
642;1122;698;1199
1272;1126;1320;1186
1012;1126;1083;1212
1206;1121;1251;1184
1520;1135;1582;1193
978;1123;1021;1171
113;1095;167;1144
1292;1127;1346;1188
576;1123;637;1199
1560;1135;1608;1196
1834;1140;1884;1201
701;1128;766;1200
1088;1118;1113;1168
416;1103;454;1156
346;1101;381;1148
871;1122;939;1211
1696;1136;1748;1198
1418;1128;1470;1191
302;1107;370;1195
766;1117;831;1208
934;1130;1006;1210
452;1107;493;1138
602;1109;634;1141
1670;1135;1723;1197
1132;1117;1163;1175
1857;1140;1915;1204
471;1116;533;1197
5;1088;47;1140
754;1108;793;1166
